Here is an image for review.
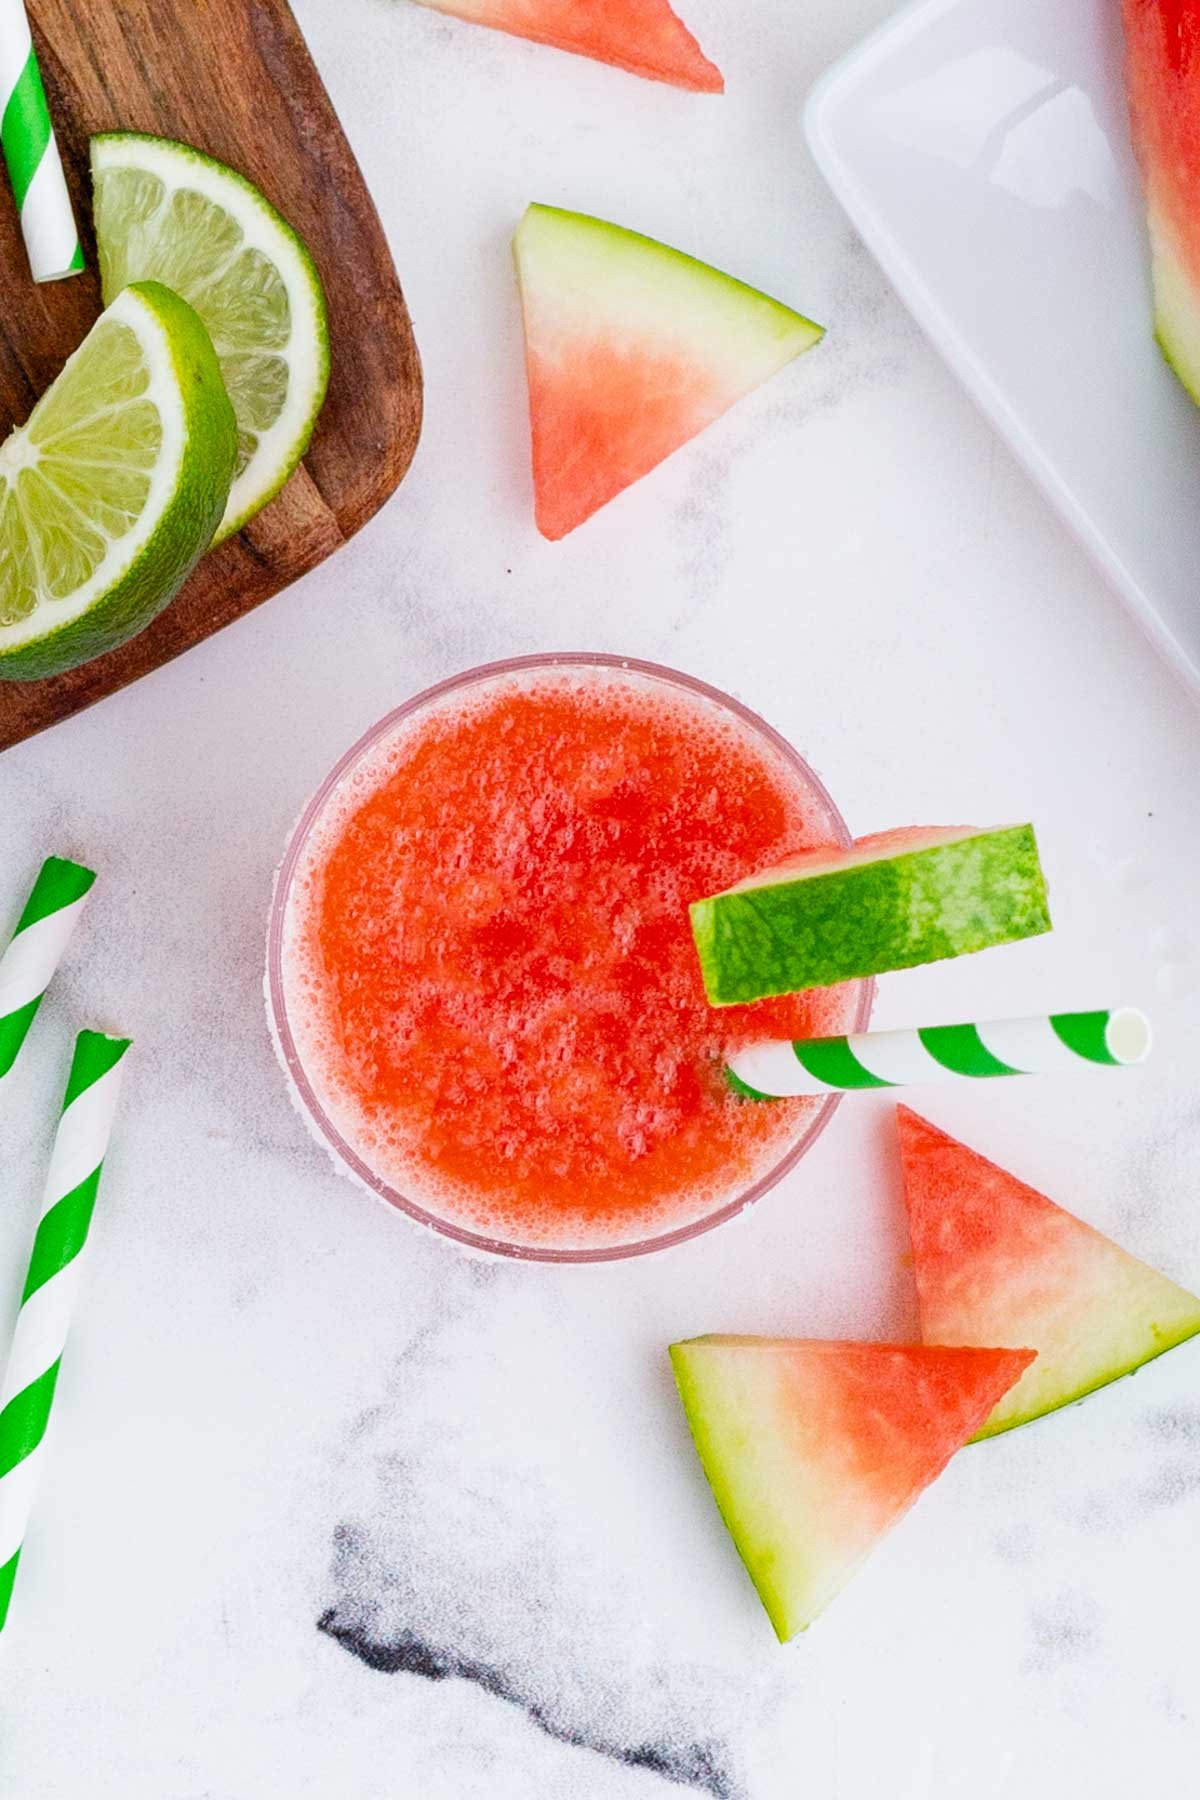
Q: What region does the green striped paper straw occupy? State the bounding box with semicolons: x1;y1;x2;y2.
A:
0;1030;130;1634
0;0;83;282
727;1008;1152;1100
0;857;95;1091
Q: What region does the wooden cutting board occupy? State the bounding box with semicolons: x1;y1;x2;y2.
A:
0;0;423;752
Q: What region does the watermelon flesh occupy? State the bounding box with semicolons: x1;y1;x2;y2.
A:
1124;0;1200;400
669;1337;1033;1638
513;205;823;539
411;0;723;93
898;1107;1200;1439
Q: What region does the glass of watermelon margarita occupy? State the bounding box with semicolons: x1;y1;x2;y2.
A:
267;654;871;1262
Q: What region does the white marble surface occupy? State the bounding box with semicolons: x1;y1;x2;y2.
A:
2;1;1200;1794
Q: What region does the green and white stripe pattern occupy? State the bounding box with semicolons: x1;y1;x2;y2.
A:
728;1008;1152;1100
0;1030;130;1634
0;0;83;282
0;857;95;1090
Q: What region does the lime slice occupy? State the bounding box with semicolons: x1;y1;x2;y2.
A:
0;281;237;683
91;132;329;543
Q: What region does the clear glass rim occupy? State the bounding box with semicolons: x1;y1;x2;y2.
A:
267;652;875;1264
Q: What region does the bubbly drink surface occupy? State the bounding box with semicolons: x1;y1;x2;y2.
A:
281;667;860;1251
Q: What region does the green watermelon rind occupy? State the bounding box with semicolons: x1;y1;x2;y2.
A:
669;1341;797;1641
1150;219;1200;406
970;1307;1200;1442
1123;0;1200;409
517;204;825;356
689;824;1051;1007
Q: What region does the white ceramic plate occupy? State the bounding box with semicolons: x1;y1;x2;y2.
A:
806;0;1200;696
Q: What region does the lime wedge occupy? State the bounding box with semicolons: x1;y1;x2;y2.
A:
0;281;236;683
91;132;329;543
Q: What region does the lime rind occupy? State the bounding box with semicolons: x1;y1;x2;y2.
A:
91;132;329;542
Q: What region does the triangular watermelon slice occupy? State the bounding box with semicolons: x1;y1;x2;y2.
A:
513;205;823;539
669;1337;1032;1638
897;1107;1200;1440
411;0;723;93
1124;0;1200;402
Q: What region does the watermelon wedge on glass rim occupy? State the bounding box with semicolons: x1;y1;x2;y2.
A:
410;0;723;92
670;1337;1033;1638
1124;0;1200;403
897;1108;1200;1439
513;205;825;539
690;823;1051;1007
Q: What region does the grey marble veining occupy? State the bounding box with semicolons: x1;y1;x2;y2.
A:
1;0;1199;1795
